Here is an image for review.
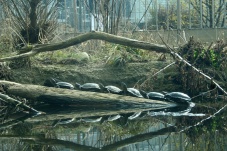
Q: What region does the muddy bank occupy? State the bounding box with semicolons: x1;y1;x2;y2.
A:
10;61;180;92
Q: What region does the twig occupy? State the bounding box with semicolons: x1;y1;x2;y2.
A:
0;93;44;115
173;52;227;95
136;61;176;88
158;33;227;95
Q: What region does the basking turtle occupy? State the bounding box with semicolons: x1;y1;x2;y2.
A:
140;90;165;100
164;92;191;104
76;83;101;92
56;82;74;89
103;85;123;94
121;82;143;98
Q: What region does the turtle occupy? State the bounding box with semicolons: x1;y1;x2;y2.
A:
76;83;101;92
56;81;74;89
140;90;165;100
164;92;191;104
121;82;143;98
103;85;124;94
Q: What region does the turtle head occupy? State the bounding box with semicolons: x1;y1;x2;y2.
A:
75;83;81;89
99;83;106;92
121;82;128;95
139;90;148;98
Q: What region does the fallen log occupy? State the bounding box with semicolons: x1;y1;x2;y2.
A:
0;80;176;109
0;31;169;62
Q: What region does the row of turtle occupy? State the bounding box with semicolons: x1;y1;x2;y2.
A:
44;78;191;104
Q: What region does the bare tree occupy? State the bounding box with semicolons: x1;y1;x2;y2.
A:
0;0;59;45
85;0;123;34
189;0;226;28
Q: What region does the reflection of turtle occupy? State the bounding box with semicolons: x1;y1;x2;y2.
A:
140;90;165;100
107;114;121;121
52;117;75;127
128;111;142;120
79;117;102;123
164;92;191;104
103;85;123;94
56;82;74;89
121;82;143;98
76;83;101;92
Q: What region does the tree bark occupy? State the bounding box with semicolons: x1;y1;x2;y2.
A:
0;31;169;62
0;80;176;108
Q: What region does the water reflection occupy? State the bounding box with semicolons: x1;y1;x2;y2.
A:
0;98;226;151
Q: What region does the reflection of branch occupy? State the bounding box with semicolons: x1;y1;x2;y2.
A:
0;114;34;130
102;126;177;151
21;126;177;151
22;138;101;151
180;103;227;132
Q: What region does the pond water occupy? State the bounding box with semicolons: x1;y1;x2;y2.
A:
0;97;226;151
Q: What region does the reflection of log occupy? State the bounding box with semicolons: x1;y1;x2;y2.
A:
0;114;34;130
21;126;177;151
102;126;177;151
0;31;169;62
0;80;176;108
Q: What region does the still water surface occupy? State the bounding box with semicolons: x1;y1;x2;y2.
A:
0;97;226;151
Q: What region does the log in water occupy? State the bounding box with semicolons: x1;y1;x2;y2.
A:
0;80;176;108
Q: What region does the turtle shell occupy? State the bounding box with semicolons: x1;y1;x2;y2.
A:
164;92;191;103
56;82;74;89
104;85;123;94
76;83;101;92
127;88;143;98
147;92;165;100
121;82;143;98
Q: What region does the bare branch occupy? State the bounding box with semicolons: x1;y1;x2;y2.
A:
0;31;169;62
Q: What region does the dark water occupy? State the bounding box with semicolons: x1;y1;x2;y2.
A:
0;97;227;151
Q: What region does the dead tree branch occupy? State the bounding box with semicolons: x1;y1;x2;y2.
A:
0;31;169;62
